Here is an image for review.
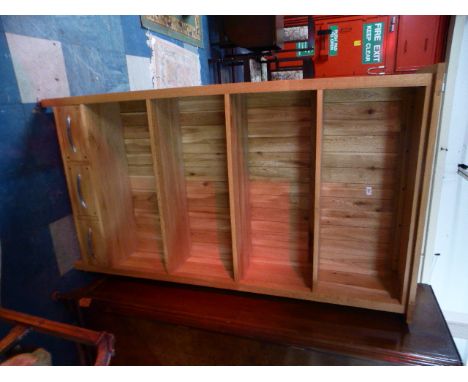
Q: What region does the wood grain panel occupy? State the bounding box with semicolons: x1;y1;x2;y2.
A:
185;180;229;195
320;225;392;244
322;167;397;185
178;95;224;113
251;219;309;234
249;166;310;181
248;137;311;153
248;121;311;138
129;175;156;191
246;91;313;108
250;245;309;264
322;153;398;169
124;138;151;154
181;125;227;143
82;103;138;265
121;112;148;127
320;209;394;229
320;196;394;213
132;190;159;213
178;95;232;278
251;207;309;225
249;180;309;196
126;153;153;166
321;182;394;200
179;111;225;126
323;88;407;103
250;193;309;211
182;142;227;154
119;100;146;113
318;89;406;284
123;125;150;139
246;91;314;286
148;98;191;272
248;106;313;123
322;135;399;153
322;120;401;136
248;152;310;168
323;101;401;121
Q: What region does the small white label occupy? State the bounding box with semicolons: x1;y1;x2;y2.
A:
365;186;373;196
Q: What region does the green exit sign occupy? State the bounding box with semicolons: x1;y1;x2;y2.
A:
296;41;314;57
362;22;384;64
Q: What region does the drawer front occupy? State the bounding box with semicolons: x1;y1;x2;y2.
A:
66;164;98;217
75;218;107;266
55;106;88;162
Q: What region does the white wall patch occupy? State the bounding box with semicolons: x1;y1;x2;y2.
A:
49;215;80;275
148;34;201;89
5;33;70;103
126;55;154;91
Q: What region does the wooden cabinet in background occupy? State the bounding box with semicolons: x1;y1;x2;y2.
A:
43;67;444;321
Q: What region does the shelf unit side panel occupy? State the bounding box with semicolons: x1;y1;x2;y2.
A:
225;94;252;281
405;68;445;320
147;99;191;272
81;103;138;265
396;85;434;313
312;90;323;286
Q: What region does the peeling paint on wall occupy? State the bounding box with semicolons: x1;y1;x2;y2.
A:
5;33;70;103
126;54;153;91
49;215;80;276
148;34;201;89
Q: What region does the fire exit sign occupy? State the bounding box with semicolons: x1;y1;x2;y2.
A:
362;22;384;64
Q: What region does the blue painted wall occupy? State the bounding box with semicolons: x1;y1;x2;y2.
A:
0;15;212;365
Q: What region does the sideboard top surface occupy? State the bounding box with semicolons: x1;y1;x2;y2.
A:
41;73;433;108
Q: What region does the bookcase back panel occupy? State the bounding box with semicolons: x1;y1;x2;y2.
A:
319;88;410;293
242;91;315;289
177;95;233;278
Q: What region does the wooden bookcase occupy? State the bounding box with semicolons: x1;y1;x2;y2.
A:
42;69;443;321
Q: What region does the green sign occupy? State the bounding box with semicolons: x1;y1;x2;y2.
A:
296;41;314;57
362;22;384;64
329;25;338;56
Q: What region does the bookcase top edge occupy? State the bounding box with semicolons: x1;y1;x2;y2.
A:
41;73;433;108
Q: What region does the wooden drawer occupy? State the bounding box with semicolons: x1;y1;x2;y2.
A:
75;218;107;266
54;106;89;162
66;164;98;218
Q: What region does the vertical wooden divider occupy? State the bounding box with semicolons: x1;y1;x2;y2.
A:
225;93;251;282
312;90;323;287
82;103;137;266
146;98;191;273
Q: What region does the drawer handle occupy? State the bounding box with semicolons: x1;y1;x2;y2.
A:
76;173;88;209
66;115;77;153
87;227;95;260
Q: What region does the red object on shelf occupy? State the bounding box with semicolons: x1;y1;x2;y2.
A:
271;15;450;78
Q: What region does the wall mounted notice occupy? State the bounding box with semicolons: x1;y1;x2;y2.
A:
296;41;314;57
362;22;384;64
329;25;338;56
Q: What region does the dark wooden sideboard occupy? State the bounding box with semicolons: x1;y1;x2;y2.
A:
56;277;462;366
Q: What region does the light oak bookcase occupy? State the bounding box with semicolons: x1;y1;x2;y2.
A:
42;68;444;321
